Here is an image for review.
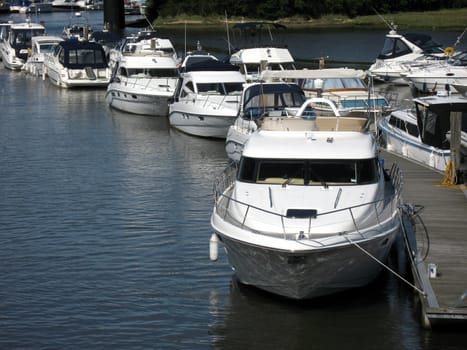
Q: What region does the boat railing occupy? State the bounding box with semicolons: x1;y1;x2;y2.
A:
213;162;403;240
194;93;241;109
123;76;176;91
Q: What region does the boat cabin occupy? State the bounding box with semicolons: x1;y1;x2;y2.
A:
239;83;311;119
52;40;108;69
412;95;467;149
377;31;444;60
6;21;46;61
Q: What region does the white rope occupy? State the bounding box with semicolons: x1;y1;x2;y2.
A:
345;233;426;296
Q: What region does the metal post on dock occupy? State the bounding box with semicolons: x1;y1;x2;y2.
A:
450;111;462;183
103;0;125;33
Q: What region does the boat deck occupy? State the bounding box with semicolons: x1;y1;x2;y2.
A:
382;151;467;329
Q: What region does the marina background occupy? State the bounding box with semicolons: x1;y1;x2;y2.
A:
1;10;467;349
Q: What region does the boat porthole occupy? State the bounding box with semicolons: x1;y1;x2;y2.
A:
381;238;389;246
132;95;137;99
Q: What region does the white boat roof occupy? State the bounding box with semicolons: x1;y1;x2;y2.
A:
120;55;178;69
184;70;246;83
261;68;367;81
230;47;294;64
414;93;467;109
243;130;376;159
390;109;417;124
31;36;64;44
10;21;45;30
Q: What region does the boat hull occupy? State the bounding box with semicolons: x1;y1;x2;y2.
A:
379;117;449;172
105;86;171;116
214;226;398;299
168;111;236;139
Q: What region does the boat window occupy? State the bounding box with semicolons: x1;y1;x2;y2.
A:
389;116;407;132
244;63;260;74
11;28;45;47
406;122;419;137
181;81;194;97
67;48;106;65
39;43;60;53
243;90;306;119
302;78;366;90
197;83;224;95
238;157;379;185
224;82;244;95
377;38;411;59
126;68;178;78
58;48;65;65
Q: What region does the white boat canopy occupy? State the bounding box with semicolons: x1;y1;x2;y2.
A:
260;68;367;81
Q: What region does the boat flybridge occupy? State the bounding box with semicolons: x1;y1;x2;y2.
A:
227;22;296;82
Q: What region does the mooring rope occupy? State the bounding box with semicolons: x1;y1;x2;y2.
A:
345;226;426;296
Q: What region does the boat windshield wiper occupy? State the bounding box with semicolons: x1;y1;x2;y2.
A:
309;167;328;188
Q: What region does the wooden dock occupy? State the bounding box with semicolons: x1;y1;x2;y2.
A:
382;151;467;329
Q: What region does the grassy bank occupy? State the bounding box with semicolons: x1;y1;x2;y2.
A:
153;8;467;31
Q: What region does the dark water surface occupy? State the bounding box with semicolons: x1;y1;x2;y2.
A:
1;10;467;350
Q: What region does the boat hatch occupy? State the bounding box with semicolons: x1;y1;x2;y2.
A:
286;209;317;218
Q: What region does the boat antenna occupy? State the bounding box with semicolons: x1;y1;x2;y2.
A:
372;8;396;31
225;10;231;55
453;27;467;48
143;14;154;30
184;21;187;57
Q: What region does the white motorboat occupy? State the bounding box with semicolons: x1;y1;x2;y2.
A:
210;110;402;299
378;93;467;173
178;41;218;72
0;21;12;61
369;27;448;85
62;16;93;42
261;68;394;121
22;35;63;76
51;0;86;11
225;82;341;162
108;29;178;72
44;40;111;88
401;53;467;93
24;0;54;13
0;20;46;70
105;36;179;116
168;60;245;138
227;22;296;82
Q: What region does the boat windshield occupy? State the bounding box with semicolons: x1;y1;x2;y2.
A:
196;82;244;95
39;43;60;53
302;78;366;90
377;37;412;59
125;68;179;78
242;84;306;119
238;157;379;186
10;28;45;48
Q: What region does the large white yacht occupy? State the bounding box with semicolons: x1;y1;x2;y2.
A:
369;27;447;84
0;20;46;70
43;40;111;88
105;34;179;116
211;109;402;299
168;60;245;138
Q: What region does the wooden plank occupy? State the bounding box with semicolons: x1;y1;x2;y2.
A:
382;150;467;327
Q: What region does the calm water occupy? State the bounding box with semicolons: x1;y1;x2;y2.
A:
1;10;467;350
